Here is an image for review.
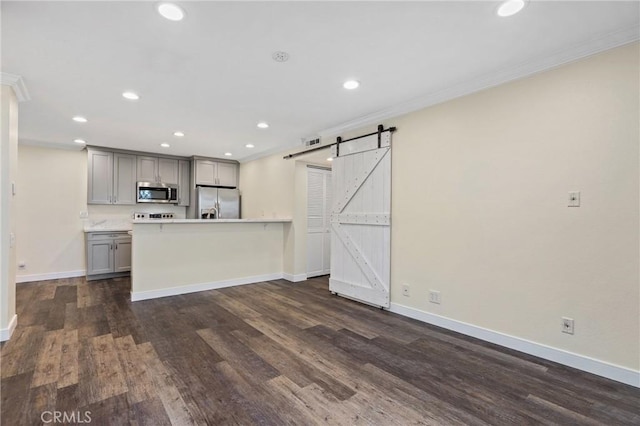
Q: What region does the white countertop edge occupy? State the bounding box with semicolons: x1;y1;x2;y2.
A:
132;218;292;224
84;226;132;233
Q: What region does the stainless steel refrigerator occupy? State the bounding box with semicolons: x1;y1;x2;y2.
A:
196;187;240;219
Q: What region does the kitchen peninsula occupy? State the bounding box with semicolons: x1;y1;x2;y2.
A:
130;218;292;301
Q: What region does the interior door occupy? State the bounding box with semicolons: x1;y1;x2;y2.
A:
307;167;331;278
329;131;391;308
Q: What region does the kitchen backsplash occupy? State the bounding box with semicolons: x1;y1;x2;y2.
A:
86;204;187;221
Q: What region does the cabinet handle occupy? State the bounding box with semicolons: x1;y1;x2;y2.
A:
115;243;118;250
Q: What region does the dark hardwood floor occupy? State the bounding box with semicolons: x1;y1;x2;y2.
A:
1;276;638;425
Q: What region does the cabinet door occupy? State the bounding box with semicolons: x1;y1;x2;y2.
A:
87;150;113;204
137;156;158;182
158;158;178;184
195;160;217;186
114;238;132;272
87;240;114;275
178;160;190;206
217;162;238;187
113;153;137;205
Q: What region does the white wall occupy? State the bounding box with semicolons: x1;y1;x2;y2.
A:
0;84;19;337
131;222;285;299
323;43;639;371
239;149;330;279
16;145;185;281
16;146;87;279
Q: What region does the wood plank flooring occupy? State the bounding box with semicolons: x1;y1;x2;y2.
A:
1;276;639;425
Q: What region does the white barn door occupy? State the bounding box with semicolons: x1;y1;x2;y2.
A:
329;130;391;308
307;167;332;278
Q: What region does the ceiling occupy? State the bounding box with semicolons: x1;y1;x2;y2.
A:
2;1;638;162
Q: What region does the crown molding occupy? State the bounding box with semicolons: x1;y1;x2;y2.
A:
0;72;30;102
319;24;640;138
20;138;85;152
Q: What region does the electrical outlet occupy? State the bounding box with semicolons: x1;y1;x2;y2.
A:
429;290;441;304
568;191;580;207
18;261;26;270
402;284;410;297
79;211;89;219
562;317;574;334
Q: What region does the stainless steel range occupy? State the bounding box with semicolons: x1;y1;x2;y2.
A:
133;212;175;220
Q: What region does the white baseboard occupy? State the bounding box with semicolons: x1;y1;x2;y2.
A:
131;273;284;302
16;269;85;283
283;273;307;283
389;303;640;388
0;314;18;342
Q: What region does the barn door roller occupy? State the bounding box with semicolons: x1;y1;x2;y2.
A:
283;125;396;160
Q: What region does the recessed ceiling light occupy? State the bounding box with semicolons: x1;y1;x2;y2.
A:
257;122;269;129
74;139;86;144
327;157;333;162
173;131;185;137
224;152;232;156
343;80;360;90
245;144;255;148
160;143;170;148
272;51;290;62
72;116;87;123
157;3;185;21
122;91;140;100
497;0;526;17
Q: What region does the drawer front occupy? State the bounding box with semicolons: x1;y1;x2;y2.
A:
87;232;129;241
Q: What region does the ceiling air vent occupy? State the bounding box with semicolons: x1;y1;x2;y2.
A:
303;138;321;147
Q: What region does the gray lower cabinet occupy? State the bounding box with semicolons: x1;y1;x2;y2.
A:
86;232;132;280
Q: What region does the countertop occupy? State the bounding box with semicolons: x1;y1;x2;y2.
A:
83;220;133;233
132;218;292;224
84;218;292;232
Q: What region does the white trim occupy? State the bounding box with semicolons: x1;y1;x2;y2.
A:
283;273;307;283
0;72;30;102
389;303;640;388
0;315;18;342
131;273;284;302
19;138;86;152
319;25;640;138
16;269;85;283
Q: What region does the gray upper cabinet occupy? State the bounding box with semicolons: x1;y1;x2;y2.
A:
87;149;113;204
194;159;238;188
158;158;178;184
137;156;158;182
113;153;137;204
178;160;190;206
137;155;178;184
88;149;136;205
195;160;217;186
217;162;238;187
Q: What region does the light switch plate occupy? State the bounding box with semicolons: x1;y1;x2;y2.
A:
568;191;580;207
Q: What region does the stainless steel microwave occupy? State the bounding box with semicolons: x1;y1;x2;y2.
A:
137;182;178;204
